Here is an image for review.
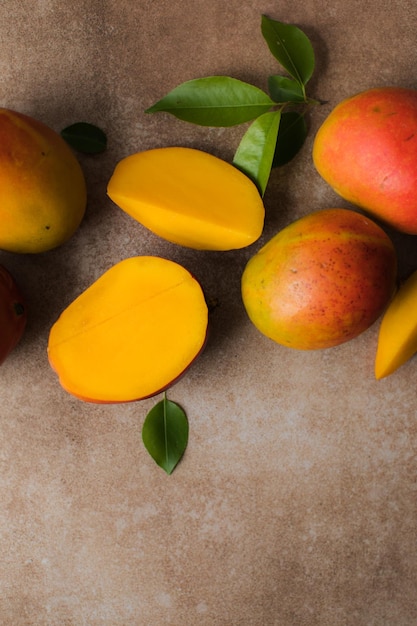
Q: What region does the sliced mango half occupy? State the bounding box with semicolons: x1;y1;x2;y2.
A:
107;147;265;250
48;256;208;402
375;269;417;379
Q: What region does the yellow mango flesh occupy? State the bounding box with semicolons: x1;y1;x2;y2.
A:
375;270;417;379
0;108;87;253
107;147;264;250
47;256;208;403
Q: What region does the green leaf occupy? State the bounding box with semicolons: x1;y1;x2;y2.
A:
233;110;281;196
61;122;107;154
273;111;308;167
261;16;315;87
268;75;306;103
145;76;275;127
142;394;189;474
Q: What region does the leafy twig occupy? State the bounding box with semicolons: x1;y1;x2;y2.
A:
146;16;321;195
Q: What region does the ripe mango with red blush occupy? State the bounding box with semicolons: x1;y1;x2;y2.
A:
313;87;417;234
0;265;26;364
241;208;397;350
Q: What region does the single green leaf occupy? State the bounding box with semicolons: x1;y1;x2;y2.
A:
273;111;308;167
268;75;306;103
142;395;189;474
145;76;275;127
61;122;107;154
261;16;315;87
233;110;281;196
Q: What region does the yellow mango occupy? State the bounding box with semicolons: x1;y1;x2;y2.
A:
0;108;87;253
107;147;264;250
375;270;417;379
48;256;208;402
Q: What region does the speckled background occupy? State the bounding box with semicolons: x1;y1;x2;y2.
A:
1;1;417;624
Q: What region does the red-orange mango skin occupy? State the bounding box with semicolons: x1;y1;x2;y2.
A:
313;87;417;234
0;265;26;364
241;209;397;350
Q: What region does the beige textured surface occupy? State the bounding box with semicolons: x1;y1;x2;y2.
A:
1;1;417;624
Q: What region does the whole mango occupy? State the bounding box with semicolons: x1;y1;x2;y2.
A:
313;87;417;234
0;108;87;253
241;208;397;350
0;265;26;364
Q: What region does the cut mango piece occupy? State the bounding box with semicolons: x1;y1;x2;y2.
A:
47;256;208;402
107;147;264;250
375;270;417;379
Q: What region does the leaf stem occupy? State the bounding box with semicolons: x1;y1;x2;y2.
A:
163;391;169;467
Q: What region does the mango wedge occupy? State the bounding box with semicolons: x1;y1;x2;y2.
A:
48;257;208;402
375;270;417;379
107;147;265;250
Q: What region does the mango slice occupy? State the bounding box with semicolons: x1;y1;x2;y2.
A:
48;256;208;402
107;147;265;250
375;270;417;379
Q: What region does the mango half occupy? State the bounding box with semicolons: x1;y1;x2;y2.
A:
47;256;208;402
107;147;265;250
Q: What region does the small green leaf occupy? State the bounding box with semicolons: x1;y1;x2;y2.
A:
268;75;306;103
233;110;281;196
142;394;189;474
261;16;315;87
145;76;275;127
61;122;107;154
273;111;307;167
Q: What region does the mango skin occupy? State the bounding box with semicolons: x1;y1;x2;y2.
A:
375;269;417;379
313;87;417;234
241;208;397;350
0;108;87;253
0;265;27;364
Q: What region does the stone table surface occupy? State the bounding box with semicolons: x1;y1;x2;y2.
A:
1;1;417;625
